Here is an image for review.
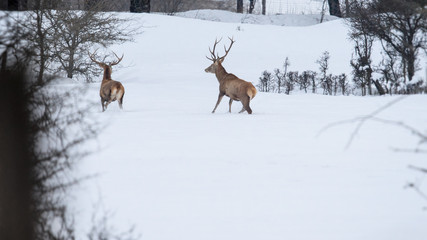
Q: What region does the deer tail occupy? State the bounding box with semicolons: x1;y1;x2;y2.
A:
110;84;125;101
247;85;257;100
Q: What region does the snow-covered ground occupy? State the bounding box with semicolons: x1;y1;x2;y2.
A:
236;0;326;15
176;9;337;26
70;11;427;240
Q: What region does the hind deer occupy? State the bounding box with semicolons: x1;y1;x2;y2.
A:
205;37;257;114
89;50;125;112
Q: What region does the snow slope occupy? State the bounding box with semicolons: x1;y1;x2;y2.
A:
176;9;338;26
70;11;427;240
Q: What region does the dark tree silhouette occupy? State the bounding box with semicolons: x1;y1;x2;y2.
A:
237;0;243;13
130;0;150;13
328;0;342;17
249;0;255;13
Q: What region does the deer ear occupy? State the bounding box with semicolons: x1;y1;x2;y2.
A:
219;58;224;63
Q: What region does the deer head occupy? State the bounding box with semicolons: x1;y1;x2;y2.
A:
88;50;124;78
205;37;235;74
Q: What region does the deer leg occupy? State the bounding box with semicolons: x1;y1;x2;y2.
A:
228;99;233;113
118;95;124;110
212;93;224;113
101;98;105;112
241;96;253;114
104;99;112;110
239;106;246;113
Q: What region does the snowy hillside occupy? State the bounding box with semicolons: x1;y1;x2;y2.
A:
70;11;427;240
176;9;337;26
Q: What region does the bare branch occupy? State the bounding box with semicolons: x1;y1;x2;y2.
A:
318;96;409;148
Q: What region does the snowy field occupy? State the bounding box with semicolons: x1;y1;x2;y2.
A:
176;9;337;26
69;11;427;240
260;0;325;15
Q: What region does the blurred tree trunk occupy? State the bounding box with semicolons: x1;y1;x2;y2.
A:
5;0;27;10
236;0;243;13
373;79;386;95
0;69;33;240
7;0;18;10
328;0;342;17
130;0;150;13
262;0;266;15
344;0;350;17
249;0;255;13
141;0;150;12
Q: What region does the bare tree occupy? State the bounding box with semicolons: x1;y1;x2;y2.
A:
347;0;427;82
0;5;139;240
298;71;312;93
316;51;332;95
308;70;318;93
257;70;274;92
275;57;290;94
285;71;298;95
274;69;283;93
49;4;135;82
349;32;375;96
337;73;350;95
17;0;136;82
0;21;98;240
377;44;405;95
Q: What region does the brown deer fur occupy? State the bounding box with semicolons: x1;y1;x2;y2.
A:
89;51;125;112
205;38;257;114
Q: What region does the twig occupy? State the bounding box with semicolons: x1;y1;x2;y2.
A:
409;165;427;174
406;165;427;202
318;96;409;149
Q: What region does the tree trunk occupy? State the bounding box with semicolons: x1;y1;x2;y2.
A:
7;0;18;10
36;10;46;85
367;68;372;95
249;0;255;14
141;0;150;12
262;0;266;15
1;50;7;72
0;69;33;240
236;0;243;13
3;0;27;9
328;0;342;17
67;52;74;79
344;0;350;17
130;0;150;13
373;80;386;95
406;51;415;81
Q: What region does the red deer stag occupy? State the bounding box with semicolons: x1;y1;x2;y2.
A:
89;50;125;112
205;37;257;114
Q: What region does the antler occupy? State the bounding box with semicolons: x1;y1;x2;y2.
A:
206;38;222;62
110;52;124;66
220;37;235;61
88;49;123;66
88;49;102;65
206;37;235;62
